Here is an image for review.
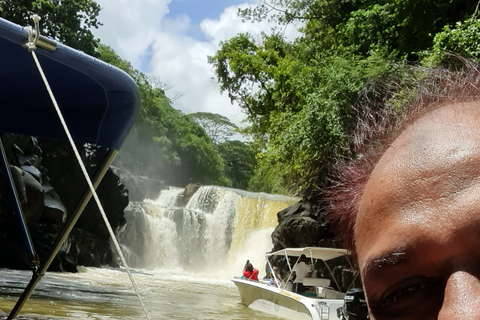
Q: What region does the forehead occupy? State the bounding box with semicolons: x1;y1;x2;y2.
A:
355;102;480;270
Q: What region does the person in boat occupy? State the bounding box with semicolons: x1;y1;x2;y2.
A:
243;260;259;281
328;61;480;319
291;254;311;294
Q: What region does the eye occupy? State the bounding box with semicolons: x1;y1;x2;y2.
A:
382;279;428;305
370;277;440;317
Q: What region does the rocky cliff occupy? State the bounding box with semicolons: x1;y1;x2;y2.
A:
0;133;128;272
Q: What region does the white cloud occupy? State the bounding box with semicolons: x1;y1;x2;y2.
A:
93;1;303;127
94;0;172;68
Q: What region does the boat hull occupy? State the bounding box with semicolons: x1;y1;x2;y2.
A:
233;278;343;320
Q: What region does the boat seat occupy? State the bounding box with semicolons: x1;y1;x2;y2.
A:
302;278;331;287
316;286;345;299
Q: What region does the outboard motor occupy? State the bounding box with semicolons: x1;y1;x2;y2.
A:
338;288;369;320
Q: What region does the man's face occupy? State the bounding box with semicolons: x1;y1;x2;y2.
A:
355;102;480;319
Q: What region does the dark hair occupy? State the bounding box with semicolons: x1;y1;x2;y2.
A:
246;263;254;272
326;59;480;265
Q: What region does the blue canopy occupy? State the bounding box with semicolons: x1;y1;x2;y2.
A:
0;17;139;150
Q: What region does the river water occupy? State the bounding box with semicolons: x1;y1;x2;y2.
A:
0;186;299;319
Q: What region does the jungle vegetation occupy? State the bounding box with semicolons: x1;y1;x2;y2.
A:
209;0;480;194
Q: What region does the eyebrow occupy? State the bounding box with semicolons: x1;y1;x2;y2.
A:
362;250;409;279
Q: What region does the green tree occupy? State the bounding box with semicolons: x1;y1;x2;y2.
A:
209;33;300;147
422;16;480;66
189;112;238;144
212;0;480;194
0;0;101;55
210;31;390;193
217;140;256;190
240;0;478;60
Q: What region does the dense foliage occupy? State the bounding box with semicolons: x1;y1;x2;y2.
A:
189;112;238;144
217;140;256;190
0;0;101;55
210;0;480;194
188;112;256;189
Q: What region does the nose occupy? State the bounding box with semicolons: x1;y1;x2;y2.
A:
438;271;480;319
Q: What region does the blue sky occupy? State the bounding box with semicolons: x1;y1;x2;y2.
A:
136;0;251;70
167;0;247;42
168;0;248;25
92;0;300;126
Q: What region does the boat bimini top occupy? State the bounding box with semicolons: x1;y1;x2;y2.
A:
267;247;348;262
0;16;139;150
266;247;353;292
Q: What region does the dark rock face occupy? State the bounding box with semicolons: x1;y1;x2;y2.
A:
271;199;340;251
270;197;361;291
0;134;128;272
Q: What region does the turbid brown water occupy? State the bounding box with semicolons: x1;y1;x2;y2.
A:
0;267;283;319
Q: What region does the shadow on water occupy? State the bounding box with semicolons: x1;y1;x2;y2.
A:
0;268;140;319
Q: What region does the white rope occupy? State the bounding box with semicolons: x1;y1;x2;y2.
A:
27;15;150;320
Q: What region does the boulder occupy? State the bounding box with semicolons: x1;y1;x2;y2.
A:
271;199;339;251
176;183;201;207
41;183;66;224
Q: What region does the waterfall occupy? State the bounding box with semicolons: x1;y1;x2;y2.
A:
118;186;298;278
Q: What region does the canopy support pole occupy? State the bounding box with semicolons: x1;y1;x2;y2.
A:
7;149;117;320
323;260;342;291
266;257;282;289
0;136;39;268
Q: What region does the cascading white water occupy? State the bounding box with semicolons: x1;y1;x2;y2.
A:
118;186;298;278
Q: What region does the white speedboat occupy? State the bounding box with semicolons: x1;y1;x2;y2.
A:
233;247;355;320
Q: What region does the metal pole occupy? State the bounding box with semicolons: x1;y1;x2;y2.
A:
323;260;342;292
266;257;281;288
7;149;117;320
